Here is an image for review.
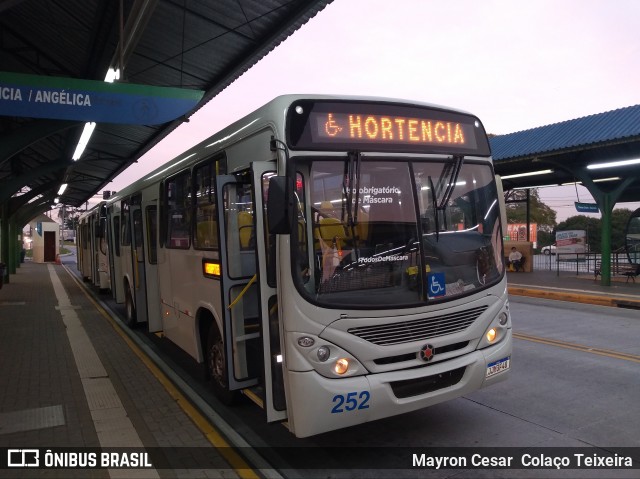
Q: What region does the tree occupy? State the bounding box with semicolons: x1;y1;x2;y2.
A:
611;208;633;251
504;188;557;244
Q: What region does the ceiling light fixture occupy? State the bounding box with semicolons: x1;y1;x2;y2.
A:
72;122;96;161
501;169;554;180
104;67;120;83
560;177;621;186
586;158;640;170
511;184;559;190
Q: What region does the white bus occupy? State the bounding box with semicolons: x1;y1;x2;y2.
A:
77;202;111;291
105;95;512;437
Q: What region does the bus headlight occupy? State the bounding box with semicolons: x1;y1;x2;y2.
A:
478;308;511;350
334;358;349;375
291;333;367;378
317;346;330;362
486;328;497;343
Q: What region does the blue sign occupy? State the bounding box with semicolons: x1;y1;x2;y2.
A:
427;272;446;299
575;202;600;213
0;72;204;125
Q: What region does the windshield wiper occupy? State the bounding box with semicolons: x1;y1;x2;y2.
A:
428;156;464;241
428;175;439;242
438;155;464;210
342;151;361;228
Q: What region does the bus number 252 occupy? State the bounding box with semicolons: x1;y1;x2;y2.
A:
331;391;370;413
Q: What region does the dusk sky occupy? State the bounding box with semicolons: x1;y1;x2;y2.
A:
109;0;640;221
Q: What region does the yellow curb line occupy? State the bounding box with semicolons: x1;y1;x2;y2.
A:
63;265;260;479
513;332;640;363
508;286;640;308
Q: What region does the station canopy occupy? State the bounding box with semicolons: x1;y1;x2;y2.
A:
0;0;331;213
491;104;640;203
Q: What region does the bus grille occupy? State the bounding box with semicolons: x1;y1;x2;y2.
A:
390;366;466;398
347;306;487;346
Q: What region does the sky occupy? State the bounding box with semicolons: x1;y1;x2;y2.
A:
107;0;640;222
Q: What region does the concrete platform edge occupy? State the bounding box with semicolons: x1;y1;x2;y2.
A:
508;286;640;309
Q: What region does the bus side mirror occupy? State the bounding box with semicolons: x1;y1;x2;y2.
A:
267;176;291;234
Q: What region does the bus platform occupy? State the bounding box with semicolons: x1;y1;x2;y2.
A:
0;260;637;477
0;260;252;479
506;269;640;309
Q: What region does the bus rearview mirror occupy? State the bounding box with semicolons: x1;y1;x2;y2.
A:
267;176;290;234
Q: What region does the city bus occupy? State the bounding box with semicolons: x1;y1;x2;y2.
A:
77;202;111;291
105;95;512;437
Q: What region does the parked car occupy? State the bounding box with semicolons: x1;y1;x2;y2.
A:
541;243;557;255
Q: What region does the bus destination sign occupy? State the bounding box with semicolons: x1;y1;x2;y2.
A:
315;112;473;148
288;100;490;155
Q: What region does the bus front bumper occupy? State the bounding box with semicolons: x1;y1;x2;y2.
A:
286;329;512;438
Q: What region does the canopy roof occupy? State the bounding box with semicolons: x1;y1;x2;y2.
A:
491;104;640;203
0;0;331;214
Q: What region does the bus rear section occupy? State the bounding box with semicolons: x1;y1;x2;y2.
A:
77;202;110;291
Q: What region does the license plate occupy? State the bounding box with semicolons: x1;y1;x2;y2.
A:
486;356;510;378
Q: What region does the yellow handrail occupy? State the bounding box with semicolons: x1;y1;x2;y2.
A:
228;274;257;309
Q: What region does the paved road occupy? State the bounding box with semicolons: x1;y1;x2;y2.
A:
146;295;640;478
66;251;639;478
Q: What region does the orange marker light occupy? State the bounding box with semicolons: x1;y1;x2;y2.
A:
203;261;221;277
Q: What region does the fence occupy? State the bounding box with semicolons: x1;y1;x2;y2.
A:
532;252;633;277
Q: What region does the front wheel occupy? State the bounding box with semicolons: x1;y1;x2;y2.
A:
543;249;551;255
206;326;237;405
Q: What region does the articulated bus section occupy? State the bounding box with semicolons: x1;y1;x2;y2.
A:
77;202;111;291
77;95;512;437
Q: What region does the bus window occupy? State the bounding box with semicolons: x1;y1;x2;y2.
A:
133;209;144;262
121;200;131;246
166;172;191;249
112;216;121;257
292;158;503;306
194;161;218;250
146;206;157;264
223;182;255;279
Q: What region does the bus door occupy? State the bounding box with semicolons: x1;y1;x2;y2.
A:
130;201;149;323
216;163;286;423
143;201;162;332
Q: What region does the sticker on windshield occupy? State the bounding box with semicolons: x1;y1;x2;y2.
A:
353;186;401;205
427;272;446;298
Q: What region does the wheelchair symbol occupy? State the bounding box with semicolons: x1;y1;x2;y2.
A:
324;113;343;137
428;273;446;297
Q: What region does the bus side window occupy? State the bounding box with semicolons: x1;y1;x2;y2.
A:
113;215;121;257
146;206;157;264
165;171;191;249
121;199;131;246
194;161;219;250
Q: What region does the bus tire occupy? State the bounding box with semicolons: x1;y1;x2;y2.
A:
206;325;237;405
124;288;137;328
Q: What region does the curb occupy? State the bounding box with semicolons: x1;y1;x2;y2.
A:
508;286;640;310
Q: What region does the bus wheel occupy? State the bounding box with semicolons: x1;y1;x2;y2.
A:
206;326;237;405
125;289;137;328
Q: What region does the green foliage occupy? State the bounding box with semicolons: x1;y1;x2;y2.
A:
505;189;557;233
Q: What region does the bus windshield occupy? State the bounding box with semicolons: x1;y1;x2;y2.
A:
292;157;504;308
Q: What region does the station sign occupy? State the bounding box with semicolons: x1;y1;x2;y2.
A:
574;202;600;213
0;71;204;125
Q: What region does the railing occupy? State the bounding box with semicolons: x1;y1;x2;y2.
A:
532;252;633;277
